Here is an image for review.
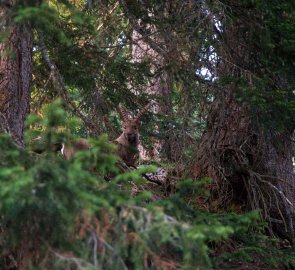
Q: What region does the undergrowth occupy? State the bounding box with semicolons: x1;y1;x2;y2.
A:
0;101;295;270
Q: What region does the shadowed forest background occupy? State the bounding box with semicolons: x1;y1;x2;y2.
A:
1;0;295;269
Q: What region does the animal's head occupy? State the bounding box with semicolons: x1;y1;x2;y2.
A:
119;103;151;144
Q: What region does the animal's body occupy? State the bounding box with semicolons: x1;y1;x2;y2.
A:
61;138;90;160
61;103;152;167
114;138;139;167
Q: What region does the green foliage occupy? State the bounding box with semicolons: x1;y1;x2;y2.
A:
3;0;295;269
2;102;290;269
15;3;71;46
212;232;295;269
222;0;295;131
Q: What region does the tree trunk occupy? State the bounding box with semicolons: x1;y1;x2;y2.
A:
192;4;295;241
131;27;172;161
0;6;33;146
121;0;202;162
192;86;295;239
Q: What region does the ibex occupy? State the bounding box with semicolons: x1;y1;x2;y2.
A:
61;103;152;167
114;103;151;167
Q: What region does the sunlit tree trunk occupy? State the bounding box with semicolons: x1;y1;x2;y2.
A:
121;0;203;163
131;28;172;160
0;6;33;146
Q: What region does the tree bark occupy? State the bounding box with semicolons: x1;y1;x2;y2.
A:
131;28;172;161
0;6;33;146
121;0;203;162
192;85;295;240
191;5;295;241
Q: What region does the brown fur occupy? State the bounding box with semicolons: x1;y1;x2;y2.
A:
114;119;140;166
114;103;151;166
61;103;151;166
61;138;90;160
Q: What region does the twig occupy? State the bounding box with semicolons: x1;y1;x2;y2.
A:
91;232;98;267
81;223;128;270
50;247;93;268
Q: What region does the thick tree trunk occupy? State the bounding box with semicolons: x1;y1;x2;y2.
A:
192;87;295;240
121;0;201;162
0;7;33;146
192;2;295;241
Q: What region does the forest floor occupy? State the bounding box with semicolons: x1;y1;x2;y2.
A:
136;174;292;270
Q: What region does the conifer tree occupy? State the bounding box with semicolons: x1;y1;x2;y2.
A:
192;0;295;240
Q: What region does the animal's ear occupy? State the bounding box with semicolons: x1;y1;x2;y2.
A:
119;104;128;122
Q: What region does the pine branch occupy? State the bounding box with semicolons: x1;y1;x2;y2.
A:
37;31;97;133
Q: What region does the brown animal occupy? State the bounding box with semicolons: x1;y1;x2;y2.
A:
114;103;151;167
61;103;152;167
61;138;90;160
